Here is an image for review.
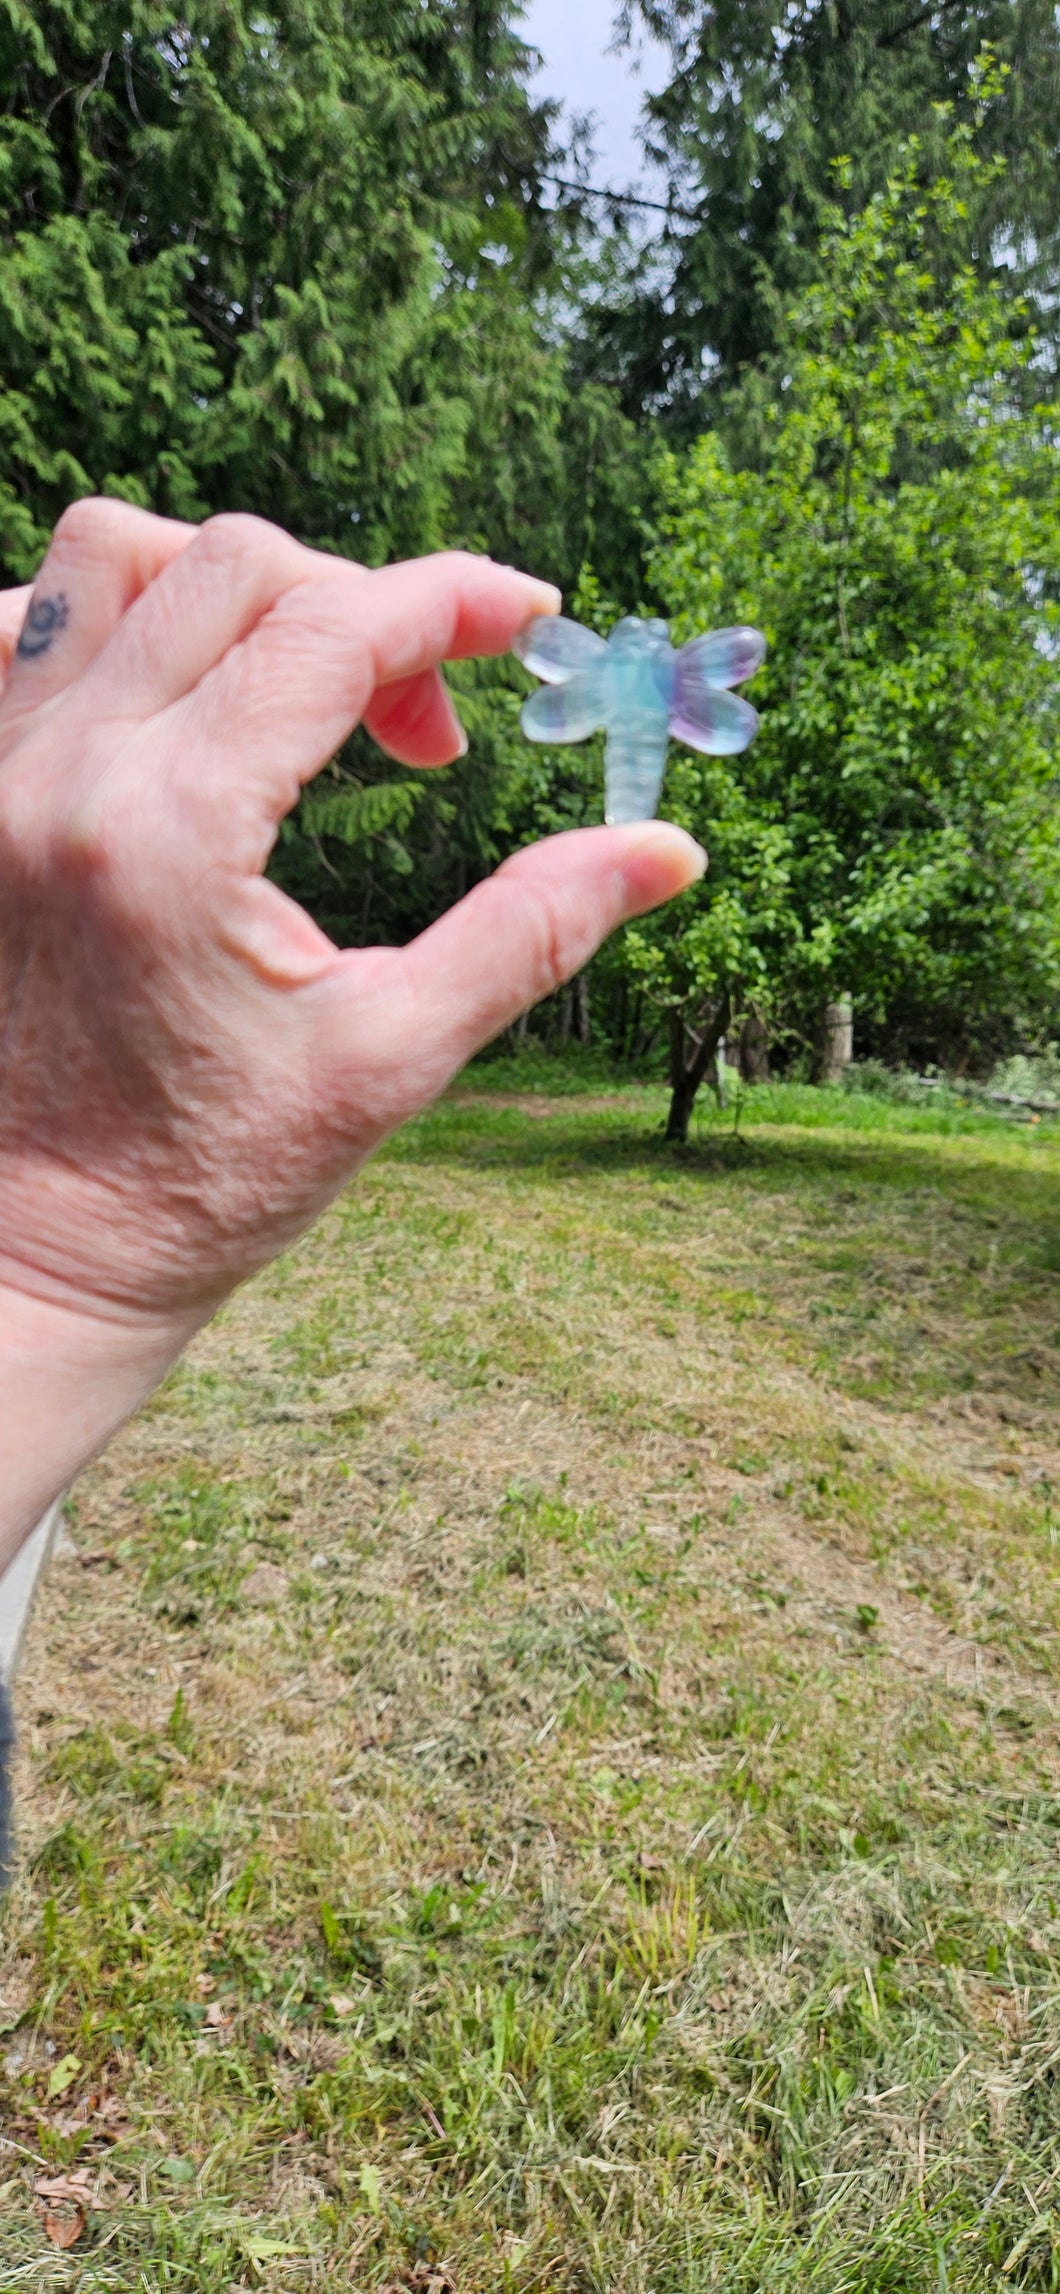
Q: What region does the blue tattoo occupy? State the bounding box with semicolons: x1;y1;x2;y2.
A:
17;591;70;660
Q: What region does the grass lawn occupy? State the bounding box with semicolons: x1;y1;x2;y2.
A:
5;1072;1060;2290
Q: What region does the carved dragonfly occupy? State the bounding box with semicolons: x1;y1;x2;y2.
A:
513;614;766;824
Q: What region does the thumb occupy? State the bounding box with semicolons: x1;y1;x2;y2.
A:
311;823;706;1131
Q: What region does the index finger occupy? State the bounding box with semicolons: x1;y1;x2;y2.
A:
0;585;33;683
149;551;562;828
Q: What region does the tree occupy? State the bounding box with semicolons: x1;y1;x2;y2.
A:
0;2;668;951
622;764;797;1138
0;0;575;576
640;115;1060;1139
592;1;1060;417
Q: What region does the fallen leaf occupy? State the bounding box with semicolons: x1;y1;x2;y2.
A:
97;2175;134;2205
95;2099;132;2140
36;2171;93;2205
50;2107;92;2139
44;2206;85;2250
204;2001;232;2029
158;2155;196;2184
195;1972;216;1996
329;1993;358;2019
45;2053;81;2102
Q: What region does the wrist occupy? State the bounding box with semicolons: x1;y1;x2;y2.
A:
0;1284;198;1574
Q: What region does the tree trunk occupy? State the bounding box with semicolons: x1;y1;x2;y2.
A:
738;1005;771;1082
573;971;591;1046
666;997;732;1142
815;995;854;1084
624;989;643;1065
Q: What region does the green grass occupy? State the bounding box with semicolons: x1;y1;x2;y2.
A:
5;1080;1060;2288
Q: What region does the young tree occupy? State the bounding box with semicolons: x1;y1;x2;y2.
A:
641;114;1060;1139
621;763;797;1138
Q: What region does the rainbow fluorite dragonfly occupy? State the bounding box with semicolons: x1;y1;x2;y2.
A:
513;614;766;824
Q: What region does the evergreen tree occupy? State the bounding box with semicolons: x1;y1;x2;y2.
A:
0;0;572;575
595;0;1060;416
0;1;664;949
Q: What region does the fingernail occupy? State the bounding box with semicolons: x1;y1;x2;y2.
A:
454;726;469;758
629;821;707;884
500;566;562;614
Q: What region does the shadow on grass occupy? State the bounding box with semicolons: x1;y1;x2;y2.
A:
393;1095;1060;1205
382;1104;1060;1310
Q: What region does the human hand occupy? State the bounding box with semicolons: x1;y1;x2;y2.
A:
0;503;704;1559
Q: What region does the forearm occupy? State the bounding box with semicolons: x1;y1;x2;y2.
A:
0;1287;197;1574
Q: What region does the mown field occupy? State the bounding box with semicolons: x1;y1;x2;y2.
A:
5;1073;1060;2291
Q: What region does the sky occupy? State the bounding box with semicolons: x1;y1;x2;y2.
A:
520;0;670;193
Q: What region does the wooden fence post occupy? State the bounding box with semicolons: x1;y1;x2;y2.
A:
817;996;854;1084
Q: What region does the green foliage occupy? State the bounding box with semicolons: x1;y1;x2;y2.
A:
610;1;1060;412
0;0;592;575
644;116;1060;1125
6;5;1060;1079
0;2;671;945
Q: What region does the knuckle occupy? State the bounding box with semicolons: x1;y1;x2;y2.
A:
194;510;298;573
50;495;132;559
0;738;147;913
437;548;481;579
35;749;144;899
493;866;569;1002
47;789;124;891
531;894;569;996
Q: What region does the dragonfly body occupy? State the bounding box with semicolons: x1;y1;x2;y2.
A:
514;611;765;824
605;619;673;822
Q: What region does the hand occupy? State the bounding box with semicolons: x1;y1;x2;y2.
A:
0;502;704;1559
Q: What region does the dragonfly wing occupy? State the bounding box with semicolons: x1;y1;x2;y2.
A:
669;686;759;757
521;667;607;744
513;615;607;685
677;625;766;693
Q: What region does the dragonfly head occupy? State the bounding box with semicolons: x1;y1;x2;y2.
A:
611;614;671;655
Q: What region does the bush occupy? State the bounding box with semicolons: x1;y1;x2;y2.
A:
841;1061;932;1104
987;1048;1060;1104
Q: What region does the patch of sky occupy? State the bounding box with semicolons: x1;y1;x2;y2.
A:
520;0;671;209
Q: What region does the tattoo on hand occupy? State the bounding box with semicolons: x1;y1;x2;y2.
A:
16;592;70;660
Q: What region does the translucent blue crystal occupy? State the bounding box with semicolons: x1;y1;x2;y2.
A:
513;613;766;824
